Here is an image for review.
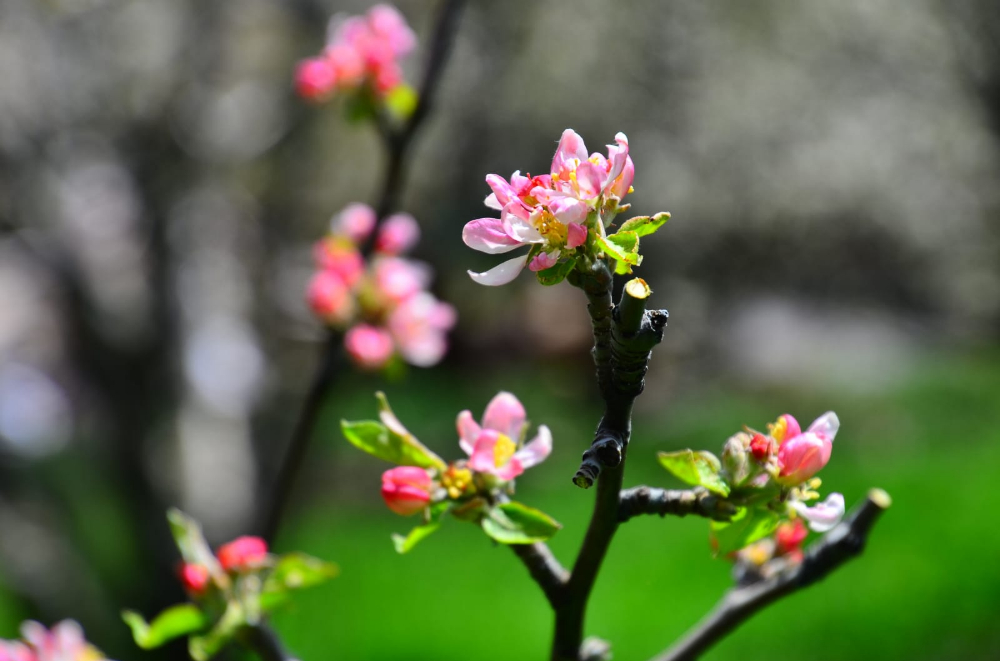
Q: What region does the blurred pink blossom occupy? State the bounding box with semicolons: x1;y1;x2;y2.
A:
455;392;552;481
375;213;420;255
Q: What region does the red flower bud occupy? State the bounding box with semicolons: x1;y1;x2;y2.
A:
381;466;432;516
179;563;210;593
775;519;808;556
217;536;268;572
749;433;771;461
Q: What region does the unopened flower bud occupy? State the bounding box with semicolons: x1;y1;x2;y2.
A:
217;536;268;572
721;434;750;485
375;213;420;255
334;203;377;243
775;519;808;555
295;58;338;101
344;324;395;370
381;466;433;516
749;433;772;462
179;563;210;594
308;270;354;324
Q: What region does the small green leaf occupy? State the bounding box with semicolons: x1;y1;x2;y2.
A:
167;509;222;573
535;257;578;286
607;230;639;254
481;502;561;544
657;449;731;497
595;233;642;275
617;212;670;238
342;404;444;469
710;507;781;555
188;603;244;661
384;84;418;120
122;604;210;650
263;553;338;597
391;501;450;554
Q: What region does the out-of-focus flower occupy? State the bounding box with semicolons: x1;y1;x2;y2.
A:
2;620;109;661
456;392;552;481
217;536;268;572
307;203;455;371
345;324;395;370
381;466;433;515
776;412;839;485
464;129;634;286
790;492;845;532
295;4;416;101
178;564;210;594
775;519;808;556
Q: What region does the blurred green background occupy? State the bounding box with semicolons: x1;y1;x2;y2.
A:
1;0;999;659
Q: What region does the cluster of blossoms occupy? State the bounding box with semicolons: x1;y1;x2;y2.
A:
177;535;270;597
307;203;456;371
295;4;416;102
463;128;638;286
659;410;845;556
1;621;108;661
344;392;558;552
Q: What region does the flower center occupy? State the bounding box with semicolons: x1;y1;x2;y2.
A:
768;416;789;442
441;466;473;499
533;209;568;245
493;433;517;468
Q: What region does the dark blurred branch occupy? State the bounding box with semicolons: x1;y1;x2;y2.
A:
651;490;891;661
618;487;737;523
260;0;467;544
240;625;295;661
509;542;570;609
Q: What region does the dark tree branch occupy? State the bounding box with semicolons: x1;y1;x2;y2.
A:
651;489;892;661
618;487;737;523
260;0;466;543
552;273;668;661
510;542;570;609
240;624;295;661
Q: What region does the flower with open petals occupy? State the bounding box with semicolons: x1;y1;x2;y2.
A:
791;492;845;532
463;129;633;286
775;412;839;485
455;392;552;481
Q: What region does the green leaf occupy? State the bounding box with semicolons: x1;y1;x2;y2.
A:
617;212;670;238
167;509;222;573
607;231;639;254
342;395;445;469
595;233;642;275
535;257;578;286
657;449;731;497
189;603;244;661
481;502;562;544
263;553;338;597
710;507;781;555
391;501;450;554
122;604;210;650
384;84;418;120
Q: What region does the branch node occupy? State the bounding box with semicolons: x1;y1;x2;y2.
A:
573;436;623;489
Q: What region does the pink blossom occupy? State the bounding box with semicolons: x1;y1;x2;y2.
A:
11;620;106;661
345;324;395;370
217;536;268;572
464;129;632;286
295;57;338;101
455;392;552;481
179;563;210;594
307;270;354;324
387;293;456;367
776;412;839;485
314;238;364;287
333;203;377;243
791;492;845;532
373;257;431;304
381;466;433;516
375;213;420;255
775;519;808;555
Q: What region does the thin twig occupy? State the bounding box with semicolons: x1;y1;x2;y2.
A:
509;542;570;609
260;0;467;543
618;486;737;523
651;489;892;661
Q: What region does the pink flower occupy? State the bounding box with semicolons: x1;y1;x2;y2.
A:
791;492;845;532
333;203;377;243
775;519;808;555
295;57;338;101
776;412;839;485
307;270;354;324
387;293;456;367
14;620;105;661
381;466;433;516
217;536;268;572
373;257;431;304
455;392;552;481
314;238;364;287
345;324;395;370
179;563;210;594
463;129;633;286
375;213;420;255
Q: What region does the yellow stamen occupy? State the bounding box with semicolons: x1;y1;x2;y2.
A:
493;434;517;468
768;416;789;442
441;466;473;500
533;209;568;245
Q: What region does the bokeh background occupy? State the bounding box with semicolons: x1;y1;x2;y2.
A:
1;0;999;659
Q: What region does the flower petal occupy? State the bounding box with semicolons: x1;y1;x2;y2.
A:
468;429;501;473
482;392;526;440
467;253;529;286
574;161;604;199
529;251;559;272
514;424;552;469
552;129;588;175
462;217;523;254
791;493;845;533
457;410;480;455
566;222;588;249
807;411;840;443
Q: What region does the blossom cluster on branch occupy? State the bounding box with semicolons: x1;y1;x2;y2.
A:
1;621;109;661
343;391;560;552
307;203;456;371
